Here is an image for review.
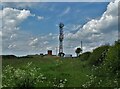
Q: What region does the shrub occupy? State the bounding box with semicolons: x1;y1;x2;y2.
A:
103;43;120;75
2;62;42;88
2;62;69;88
79;52;91;61
82;42;120;88
88;45;109;66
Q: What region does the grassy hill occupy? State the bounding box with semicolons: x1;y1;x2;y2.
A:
2;41;120;88
80;41;120;87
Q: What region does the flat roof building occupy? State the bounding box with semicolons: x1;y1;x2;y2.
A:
48;50;52;55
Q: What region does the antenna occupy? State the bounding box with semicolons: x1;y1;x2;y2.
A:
56;47;58;56
81;41;83;53
58;23;65;57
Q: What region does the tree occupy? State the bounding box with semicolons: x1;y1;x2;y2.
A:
75;48;82;57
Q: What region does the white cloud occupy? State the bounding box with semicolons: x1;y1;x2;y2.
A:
1;7;57;55
1;7;35;55
43;41;49;45
46;46;52;50
3;8;31;21
37;16;44;20
17;9;31;19
64;24;81;32
29;38;38;46
59;7;71;17
0;31;2;37
1;7;32;40
64;0;118;54
49;33;53;36
8;44;16;49
10;34;17;40
63;7;70;14
2;8;32;34
1;0;119;56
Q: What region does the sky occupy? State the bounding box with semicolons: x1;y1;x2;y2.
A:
0;0;119;56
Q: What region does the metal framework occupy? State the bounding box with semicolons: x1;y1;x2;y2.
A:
58;23;64;57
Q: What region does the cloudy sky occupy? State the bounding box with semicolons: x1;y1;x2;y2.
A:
0;0;119;56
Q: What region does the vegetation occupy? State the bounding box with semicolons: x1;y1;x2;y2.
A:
2;41;120;88
75;47;82;57
79;52;91;61
87;45;109;66
82;42;120;87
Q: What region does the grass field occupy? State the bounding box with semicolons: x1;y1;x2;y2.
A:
2;41;120;88
3;56;92;88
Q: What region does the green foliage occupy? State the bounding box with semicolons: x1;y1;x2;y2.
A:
96;42;120;78
88;45;109;66
82;42;120;88
75;47;82;57
2;55;17;59
2;57;91;88
2;62;69;88
105;43;120;74
2;41;120;88
79;52;91;61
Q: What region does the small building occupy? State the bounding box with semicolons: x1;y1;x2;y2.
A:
48;50;52;55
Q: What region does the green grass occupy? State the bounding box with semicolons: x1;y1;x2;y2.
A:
2;57;92;88
2;41;120;88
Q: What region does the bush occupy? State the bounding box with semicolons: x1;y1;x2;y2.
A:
2;62;69;88
79;52;91;61
103;43;120;75
2;55;17;59
2;62;43;88
82;42;120;88
88;45;109;66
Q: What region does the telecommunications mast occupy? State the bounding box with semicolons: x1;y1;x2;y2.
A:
58;23;65;57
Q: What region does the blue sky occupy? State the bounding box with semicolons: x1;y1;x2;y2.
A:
1;1;118;56
3;2;109;35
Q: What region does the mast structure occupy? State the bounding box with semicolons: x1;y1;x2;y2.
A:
81;41;83;53
58;23;64;57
